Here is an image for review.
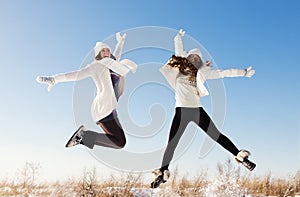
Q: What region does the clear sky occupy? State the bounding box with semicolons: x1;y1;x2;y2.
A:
0;0;299;182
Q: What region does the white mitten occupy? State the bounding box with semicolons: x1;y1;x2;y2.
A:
245;66;255;78
178;29;185;37
116;32;126;43
36;76;55;92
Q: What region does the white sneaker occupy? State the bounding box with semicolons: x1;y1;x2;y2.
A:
150;169;170;188
235;149;250;162
235;150;256;171
65;125;86;148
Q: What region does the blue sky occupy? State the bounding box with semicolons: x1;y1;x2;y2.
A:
0;0;299;181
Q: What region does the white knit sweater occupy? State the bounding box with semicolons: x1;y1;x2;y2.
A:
163;30;247;107
160;64;246;107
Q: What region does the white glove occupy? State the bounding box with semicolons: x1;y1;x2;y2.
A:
36;76;55;92
245;66;255;78
116;32;126;43
178;29;185;37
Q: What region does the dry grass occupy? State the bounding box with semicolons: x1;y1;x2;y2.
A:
245;171;298;197
0;160;299;197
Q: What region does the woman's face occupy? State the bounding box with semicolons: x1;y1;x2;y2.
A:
100;48;111;58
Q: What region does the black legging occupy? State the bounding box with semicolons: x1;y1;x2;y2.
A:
81;112;126;149
160;107;240;171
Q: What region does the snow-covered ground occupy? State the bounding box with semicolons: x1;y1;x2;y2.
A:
1;185;300;196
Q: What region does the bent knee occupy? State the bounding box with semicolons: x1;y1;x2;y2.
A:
115;138;126;149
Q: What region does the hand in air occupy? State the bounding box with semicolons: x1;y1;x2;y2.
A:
178;29;185;37
36;76;55;92
116;32;126;43
245;66;255;78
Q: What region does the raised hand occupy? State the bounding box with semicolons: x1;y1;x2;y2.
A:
178;29;185;37
116;32;126;43
245;66;255;78
36;76;55;91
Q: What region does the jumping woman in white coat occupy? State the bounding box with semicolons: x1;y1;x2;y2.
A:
37;33;137;149
151;29;256;188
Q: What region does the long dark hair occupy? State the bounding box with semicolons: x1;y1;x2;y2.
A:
167;55;202;81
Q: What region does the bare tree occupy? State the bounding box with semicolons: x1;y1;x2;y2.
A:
18;161;41;188
77;167;98;196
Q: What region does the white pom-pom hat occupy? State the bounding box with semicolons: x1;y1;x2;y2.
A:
187;48;203;59
94;42;111;57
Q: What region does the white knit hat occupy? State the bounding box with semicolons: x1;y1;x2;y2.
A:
187;48;203;59
94;42;111;57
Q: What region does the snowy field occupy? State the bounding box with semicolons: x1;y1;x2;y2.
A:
1;182;299;197
1;160;299;196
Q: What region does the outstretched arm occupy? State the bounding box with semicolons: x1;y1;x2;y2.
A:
203;66;255;80
36;66;92;91
113;32;126;61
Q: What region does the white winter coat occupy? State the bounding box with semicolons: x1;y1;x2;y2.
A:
53;39;137;122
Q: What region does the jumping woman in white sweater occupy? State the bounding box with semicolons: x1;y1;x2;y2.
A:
151;29;256;188
37;33;137;149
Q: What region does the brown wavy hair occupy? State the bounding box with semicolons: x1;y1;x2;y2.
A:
167;55;203;81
